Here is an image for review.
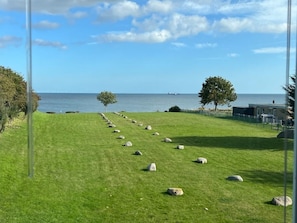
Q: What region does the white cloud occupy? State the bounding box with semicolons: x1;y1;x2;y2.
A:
195;42;217;49
252;47;296;54
0;35;22;48
99;29;171;43
67;11;88;19
0;0;119;14
213;17;253;33
167;13;209;38
32;20;60;29
98;12;208;43
171;42;186;47
227;53;239;57
0;0;294;44
144;0;173;14
33;38;67;49
96;1;140;23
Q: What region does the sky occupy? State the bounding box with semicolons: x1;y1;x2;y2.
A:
0;0;296;94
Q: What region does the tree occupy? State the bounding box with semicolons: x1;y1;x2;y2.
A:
169;105;181;112
97;91;117;112
198;76;237;110
283;75;295;119
0;66;40;132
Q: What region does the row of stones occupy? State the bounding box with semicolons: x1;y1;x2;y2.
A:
99;112;292;205
100;112;184;196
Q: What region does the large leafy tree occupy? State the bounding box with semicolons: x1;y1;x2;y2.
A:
0;66;40;132
97;91;117;112
198;76;237;110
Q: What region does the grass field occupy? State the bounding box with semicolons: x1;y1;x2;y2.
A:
0;111;294;222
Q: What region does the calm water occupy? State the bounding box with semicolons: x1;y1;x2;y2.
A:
37;93;286;113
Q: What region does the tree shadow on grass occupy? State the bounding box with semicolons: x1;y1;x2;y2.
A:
170;136;293;151
237;169;293;186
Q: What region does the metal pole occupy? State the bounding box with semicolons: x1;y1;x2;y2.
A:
293;7;297;223
26;0;34;178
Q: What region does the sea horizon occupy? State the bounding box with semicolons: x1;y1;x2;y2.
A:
37;93;286;113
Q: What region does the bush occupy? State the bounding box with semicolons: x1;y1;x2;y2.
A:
169;105;181;112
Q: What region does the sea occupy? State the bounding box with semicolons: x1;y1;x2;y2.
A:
37;93;286;113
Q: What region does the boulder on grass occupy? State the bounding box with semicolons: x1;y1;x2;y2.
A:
163;138;172;143
167;188;184;196
176;144;184;150
113;129;120;133
271;196;292;206
153;132;160;136
117;135;125;139
147;163;156;171
145;125;152;130
196;157;207;164
226;175;243;182
134;150;142;155
123;141;132;147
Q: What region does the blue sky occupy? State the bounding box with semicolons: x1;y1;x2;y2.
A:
0;0;296;94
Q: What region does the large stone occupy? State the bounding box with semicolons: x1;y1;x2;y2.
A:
153;132;160;136
227;175;243;182
167;188;184;196
113;129;120;133
117;135;125;139
145;125;152;130
271;196;292;206
123;141;132;147
196;157;207;164
163;138;172;143
176;144;184;150
134;150;142;155
147;163;156;171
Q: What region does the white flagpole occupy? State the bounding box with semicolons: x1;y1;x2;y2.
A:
26;0;34;178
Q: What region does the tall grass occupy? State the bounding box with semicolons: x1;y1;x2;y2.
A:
0;111;293;222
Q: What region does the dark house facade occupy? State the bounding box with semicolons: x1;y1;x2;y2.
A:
233;103;287;123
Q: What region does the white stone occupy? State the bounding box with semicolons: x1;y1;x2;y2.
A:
177;144;184;150
134;150;142;155
117;135;125;139
196;157;207;164
167;188;184;196
227;175;243;182
123;141;132;147
271;196;292;206
163;138;172;143
147;163;156;171
145;125;152;130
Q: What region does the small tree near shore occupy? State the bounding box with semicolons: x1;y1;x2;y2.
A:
198;76;237;111
97;91;117;112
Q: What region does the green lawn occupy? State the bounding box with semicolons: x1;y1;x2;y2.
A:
0;111;294;222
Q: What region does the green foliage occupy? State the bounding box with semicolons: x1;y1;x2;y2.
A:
97;91;117;111
198;76;237;110
0;112;293;222
0;66;40;132
283;75;295;119
169;105;181;112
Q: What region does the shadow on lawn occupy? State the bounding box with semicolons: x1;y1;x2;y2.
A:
170;136;293;151
237;169;293;186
